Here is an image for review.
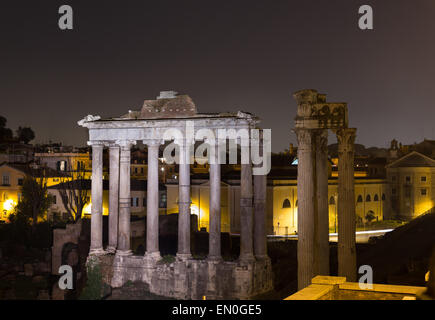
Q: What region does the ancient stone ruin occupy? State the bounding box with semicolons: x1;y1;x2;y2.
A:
77;91;273;299
293;89;357;289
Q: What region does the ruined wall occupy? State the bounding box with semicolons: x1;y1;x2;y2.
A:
97;254;273;300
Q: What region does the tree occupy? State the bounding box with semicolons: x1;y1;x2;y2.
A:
16;126;35;144
0;116;13;142
57;161;89;222
15;173;52;228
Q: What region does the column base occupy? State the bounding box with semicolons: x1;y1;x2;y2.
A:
176;253;192;261
89;248;106;256
115;249;132;257
239;254;256;264
145;251;161;263
105;246;117;254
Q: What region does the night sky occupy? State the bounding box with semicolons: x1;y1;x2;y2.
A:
1;0;435;152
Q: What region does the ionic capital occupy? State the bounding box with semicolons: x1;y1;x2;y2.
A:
87;140;105;147
116;139;137;149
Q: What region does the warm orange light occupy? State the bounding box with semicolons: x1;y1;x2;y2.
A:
3;199;16;212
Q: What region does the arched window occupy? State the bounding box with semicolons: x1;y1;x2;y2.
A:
282;199;291;208
382;193;386;201
329;196;335;205
357;195;363;203
366;195;371;202
374;194;379;201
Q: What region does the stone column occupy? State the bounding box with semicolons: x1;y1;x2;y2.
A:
314;130;329;276
208;142;222;261
337;128;357;282
253;133;268;259
116;140;136;256
240;143;254;263
145;140;161;260
89;142;104;255
295;129;316;290
177;140;192;260
107;144;120;253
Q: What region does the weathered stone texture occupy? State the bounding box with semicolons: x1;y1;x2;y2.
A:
97;254;273;300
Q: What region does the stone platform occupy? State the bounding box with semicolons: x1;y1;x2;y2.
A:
95;254;273;300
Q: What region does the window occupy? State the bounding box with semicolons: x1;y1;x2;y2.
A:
134;167;138;174
282;199;291;208
17;178;23;186
329;196;335;205
366;195;371;202
357;195;363;203
374;194;379;201
421;176;427;182
141;167;144;174
131;198;134;206
295;200;298;207
17;193;22;202
421;188;427;196
56;160;67;171
405;176;411;183
159;193;167;208
2;175;10;185
51;195;57;204
382;193;386;201
131;197;139;207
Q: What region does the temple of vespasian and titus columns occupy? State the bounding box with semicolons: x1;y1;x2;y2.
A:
293;89;357;290
78;91;273;299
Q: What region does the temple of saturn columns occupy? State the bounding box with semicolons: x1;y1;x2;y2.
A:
78;91;273;299
293;89;357;289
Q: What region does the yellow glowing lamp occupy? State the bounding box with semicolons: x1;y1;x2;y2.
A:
83;203;92;214
3;199;16;212
191;204;199;216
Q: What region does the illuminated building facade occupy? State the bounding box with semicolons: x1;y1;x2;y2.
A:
0;162;68;221
386;151;435;220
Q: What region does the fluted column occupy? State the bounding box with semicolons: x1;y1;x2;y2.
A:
337;128;357;281
89;142;104;255
208;142;222;261
145;139;162;260
253;133;268;259
107;144;120;253
295;128;316;290
116;140;136;256
177;140;192;260
314;130;329;276
240;143;254;263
